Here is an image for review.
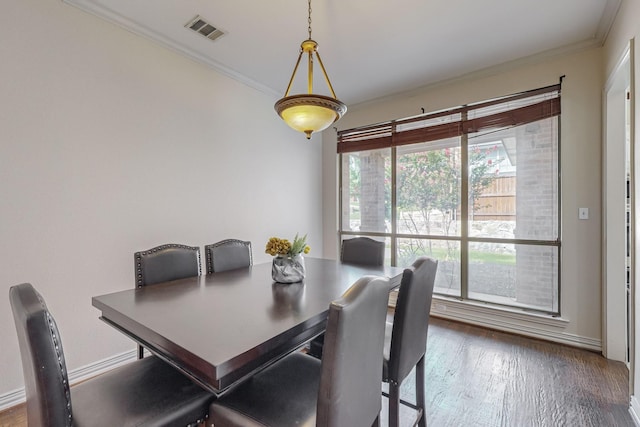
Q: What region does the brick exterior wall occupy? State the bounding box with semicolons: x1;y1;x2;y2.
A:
514;118;559;310
358;151;387;232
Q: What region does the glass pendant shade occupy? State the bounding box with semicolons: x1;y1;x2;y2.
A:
275;94;347;139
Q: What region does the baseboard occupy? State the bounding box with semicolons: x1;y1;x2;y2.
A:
0;349;137;412
0;389;25;413
419;296;601;352
630;395;640;426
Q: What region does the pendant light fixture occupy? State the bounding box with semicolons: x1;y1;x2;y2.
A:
274;0;347;139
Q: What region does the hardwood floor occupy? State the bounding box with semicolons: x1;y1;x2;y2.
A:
399;317;634;427
0;404;25;427
0;317;633;426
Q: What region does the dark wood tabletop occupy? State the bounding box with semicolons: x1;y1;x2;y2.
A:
92;257;404;393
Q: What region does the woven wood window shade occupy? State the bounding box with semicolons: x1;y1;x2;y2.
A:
337;84;560;154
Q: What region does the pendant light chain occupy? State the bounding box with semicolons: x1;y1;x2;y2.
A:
308;0;312;40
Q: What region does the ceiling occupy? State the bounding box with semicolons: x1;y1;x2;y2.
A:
63;0;621;106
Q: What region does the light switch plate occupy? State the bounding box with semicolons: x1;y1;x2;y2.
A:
579;207;589;220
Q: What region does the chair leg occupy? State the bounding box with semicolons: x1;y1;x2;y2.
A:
138;344;144;359
416;355;427;427
308;333;325;359
389;381;401;427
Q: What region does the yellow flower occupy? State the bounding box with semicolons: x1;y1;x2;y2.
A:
265;237;290;256
303;246;310;254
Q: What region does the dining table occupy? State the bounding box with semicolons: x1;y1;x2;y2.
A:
92;257;404;394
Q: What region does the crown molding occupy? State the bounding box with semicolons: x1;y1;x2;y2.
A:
596;0;623;44
351;36;603;111
61;0;280;98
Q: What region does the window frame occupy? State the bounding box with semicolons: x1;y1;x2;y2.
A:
337;85;562;316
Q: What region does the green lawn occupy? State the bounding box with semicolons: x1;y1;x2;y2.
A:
398;245;516;266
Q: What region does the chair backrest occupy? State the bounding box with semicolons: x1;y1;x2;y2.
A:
388;256;438;383
204;239;252;273
134;243;201;287
10;283;73;427
316;275;390;426
341;237;385;266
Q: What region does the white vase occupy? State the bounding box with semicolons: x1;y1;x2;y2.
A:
271;254;306;283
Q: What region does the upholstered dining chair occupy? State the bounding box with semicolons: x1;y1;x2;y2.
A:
134;243;201;288
209;275;391;427
341;236;386;266
10;283;215;427
134;243;201;358
308;236;386;359
204;239;252;273
383;256;438;427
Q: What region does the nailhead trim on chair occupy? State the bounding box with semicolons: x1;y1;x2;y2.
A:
135;244;201;288
36;291;73;426
204;239;252;274
186;414;208;427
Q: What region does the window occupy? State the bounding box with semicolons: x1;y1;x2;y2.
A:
338;85;561;314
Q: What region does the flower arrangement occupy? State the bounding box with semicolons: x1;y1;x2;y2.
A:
265;233;311;258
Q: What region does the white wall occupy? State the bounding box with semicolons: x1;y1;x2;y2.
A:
0;0;323;398
322;47;604;345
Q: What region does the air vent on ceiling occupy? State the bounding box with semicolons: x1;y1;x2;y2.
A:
185;15;224;41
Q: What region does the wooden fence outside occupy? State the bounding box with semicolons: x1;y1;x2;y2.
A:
472;176;516;221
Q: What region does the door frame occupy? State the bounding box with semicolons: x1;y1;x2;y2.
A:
603;41;633;366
